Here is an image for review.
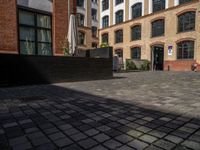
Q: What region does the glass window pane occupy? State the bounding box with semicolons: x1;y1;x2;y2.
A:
37;29;51;42
38;43;52;56
37;14;51;28
20;27;35;41
20;41;35;55
19;10;35;26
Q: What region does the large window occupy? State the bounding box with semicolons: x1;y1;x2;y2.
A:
77;0;84;7
178;11;195;33
179;0;192;5
102;0;109;11
92;9;97;21
115;29;123;43
115;10;124;24
78;31;85;45
177;41;194;59
115;49;123;58
152;0;165;13
102;33;109;43
116;0;124;5
19;9;52;56
132;3;142;19
152;19;165;37
131;47;141;59
77;13;85;26
102;16;109;28
131;25;141;41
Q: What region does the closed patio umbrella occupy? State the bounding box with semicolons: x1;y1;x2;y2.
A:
67;14;78;56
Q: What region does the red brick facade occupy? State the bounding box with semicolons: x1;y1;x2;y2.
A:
164;60;198;71
0;0;18;54
53;0;76;55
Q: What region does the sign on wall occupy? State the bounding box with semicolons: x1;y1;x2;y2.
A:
168;46;173;56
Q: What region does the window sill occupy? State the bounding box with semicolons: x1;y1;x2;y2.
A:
151;35;165;38
176;59;194;61
177;30;195;34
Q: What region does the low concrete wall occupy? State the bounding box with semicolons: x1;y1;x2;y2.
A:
0;48;113;86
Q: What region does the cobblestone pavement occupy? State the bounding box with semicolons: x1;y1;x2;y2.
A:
0;72;200;150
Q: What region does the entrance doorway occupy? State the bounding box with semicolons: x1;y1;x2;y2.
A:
151;45;164;71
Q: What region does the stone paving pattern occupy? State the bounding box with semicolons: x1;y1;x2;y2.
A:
0;72;200;150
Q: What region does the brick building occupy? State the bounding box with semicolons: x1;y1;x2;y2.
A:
99;0;200;71
0;0;77;56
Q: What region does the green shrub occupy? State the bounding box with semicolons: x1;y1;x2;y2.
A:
100;42;109;48
140;60;150;71
126;60;137;70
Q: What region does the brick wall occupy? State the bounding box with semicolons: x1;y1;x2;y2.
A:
164;60;196;71
0;0;18;54
53;0;76;55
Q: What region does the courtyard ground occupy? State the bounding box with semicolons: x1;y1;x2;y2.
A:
0;72;200;150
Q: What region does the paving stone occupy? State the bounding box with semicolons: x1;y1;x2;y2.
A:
137;126;152;133
93;133;110;143
139;134;157;143
97;125;111;132
164;135;183;144
54;137;73;148
128;139;149;150
185;123;200;129
35;143;56;150
127;129;143;138
64;128;79;136
58;124;72;131
31;137;51;146
9;136;28;146
90;145;108;150
71;132;88;141
3;122;18;128
148;130;167;138
116;145;135;150
171;130;191;139
12;142;32;150
145;145;163;150
78;138;98;149
84;129;99;136
103;139;122;149
154;139;176;150
115;134;134;144
49;132;66;140
44;127;59;135
181;140;200;150
188;134;200;142
62;144;83;150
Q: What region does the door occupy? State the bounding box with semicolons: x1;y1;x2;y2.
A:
152;45;164;71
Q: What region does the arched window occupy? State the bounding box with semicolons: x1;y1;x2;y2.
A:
131;25;141;41
115;49;123;58
115;10;124;24
131;47;141;59
179;0;192;5
178;11;195;33
152;0;165;13
78;31;85;45
102;0;109;11
152;19;165;37
102;33;109;43
102;16;109;28
177;41;194;59
77;13;85;26
132;3;142;19
115;29;123;43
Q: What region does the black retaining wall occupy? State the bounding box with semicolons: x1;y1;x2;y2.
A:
0;48;113;87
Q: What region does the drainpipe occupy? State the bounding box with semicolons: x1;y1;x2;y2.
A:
68;0;70;20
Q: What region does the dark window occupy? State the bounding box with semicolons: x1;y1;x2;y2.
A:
102;16;109;28
152;19;165;37
115;10;124;24
77;13;85;26
92;9;97;20
77;0;84;7
177;41;194;59
92;42;98;48
92;0;98;3
78;31;85;45
19;9;52;56
178;11;195;33
132;3;142;19
116;0;124;5
102;33;109;43
115;49;123;58
102;0;109;11
92;26;97;37
179;0;192;5
152;0;165;13
115;29;123;43
131;47;141;59
131;25;141;41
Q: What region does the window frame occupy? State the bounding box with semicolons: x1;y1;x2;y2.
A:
177;40;194;60
131;3;142;19
18;7;52;56
131;47;141;60
131;25;142;41
115;29;123;43
115;10;124;24
152;0;166;13
151;19;165;37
